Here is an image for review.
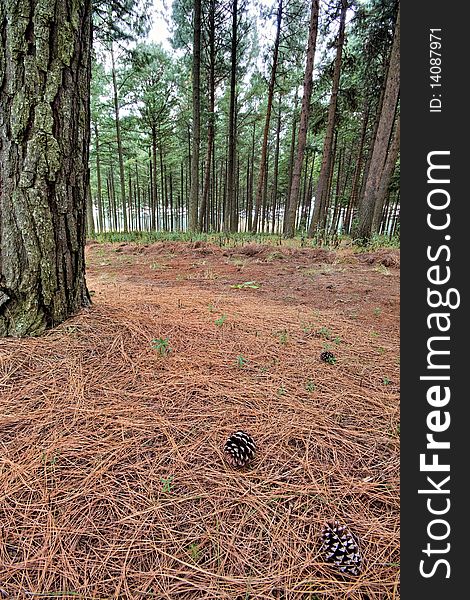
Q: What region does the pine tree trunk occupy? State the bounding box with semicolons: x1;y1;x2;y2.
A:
308;0;347;236
252;0;283;233
189;0;201;231
344;102;369;233
110;45;128;232
225;0;238;233
94;122;104;233
0;0;92;337
284;0;319;238
271;95;282;233
372;113;400;232
86;187;95;237
353;5;400;241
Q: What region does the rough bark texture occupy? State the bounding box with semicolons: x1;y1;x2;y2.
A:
372;112;400;232
308;0;347;236
353;5;400;241
284;0;319;238
189;0;201;231
0;0;92;337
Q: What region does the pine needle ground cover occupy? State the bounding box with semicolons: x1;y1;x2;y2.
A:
0;242;400;599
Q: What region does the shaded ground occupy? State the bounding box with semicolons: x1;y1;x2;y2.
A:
0;241;400;599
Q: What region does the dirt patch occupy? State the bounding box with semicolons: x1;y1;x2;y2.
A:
0;242;400;599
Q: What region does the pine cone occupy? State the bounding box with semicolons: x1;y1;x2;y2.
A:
224;431;256;467
320;521;361;576
320;351;336;364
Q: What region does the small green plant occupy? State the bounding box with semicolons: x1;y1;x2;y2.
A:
236;355;247;368
378;346;386;354
277;385;286;396
274;329;288;344
383;376;391;385
373;307;382;316
188;543;201;561
333;336;341;345
306;380;316;392
152;337;171;356
160;475;174;493
317;326;332;339
215;314;227;326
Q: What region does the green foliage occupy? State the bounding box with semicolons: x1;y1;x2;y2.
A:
305;380;316;392
152;337;171;356
214;314;227;327
160;475;174;493
236;355;247;368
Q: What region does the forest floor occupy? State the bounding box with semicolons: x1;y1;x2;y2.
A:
0;240;400;599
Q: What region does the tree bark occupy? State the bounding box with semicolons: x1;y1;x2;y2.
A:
308;0;347;236
198;0;216;232
372;113;400;232
94;122;104;233
110;45;128;232
284;0;319;238
0;0;92;337
189;0;201;231
225;0;238;233
353;5;400;241
251;0;283;233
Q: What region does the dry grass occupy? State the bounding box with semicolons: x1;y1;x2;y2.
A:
0;245;400;599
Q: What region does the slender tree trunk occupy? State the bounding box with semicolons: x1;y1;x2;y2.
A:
86;187;95;237
283;110;298;234
271;95;282;234
353;5;400;241
151;129;159;230
344;102;369;233
0;0;92;337
252;0;283;232
308;0;347;236
246;121;256;231
372;113;400;232
225;0;238;232
189;0;201;231
110;45;128;232
284;0;320;238
94;122;104;233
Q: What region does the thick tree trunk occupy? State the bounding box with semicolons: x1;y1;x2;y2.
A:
353;5;400;241
284;0;319;238
189;0;201;231
0;0;92;337
251;0;283;233
308;0;347;236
